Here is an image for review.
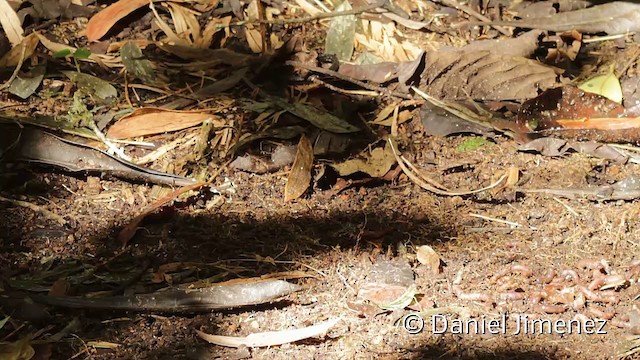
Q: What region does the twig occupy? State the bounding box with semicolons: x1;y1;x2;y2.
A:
553;197;580;217
0;43;26;91
0;195;66;225
468;212;521;228
220;0;388;28
438;0;511;36
309;76;380;97
88;120;132;162
286;60;412;99
388;137;506;196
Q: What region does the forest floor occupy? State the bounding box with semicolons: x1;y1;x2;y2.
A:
1;0;639;359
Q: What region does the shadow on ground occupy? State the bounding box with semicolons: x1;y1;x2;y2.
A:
0;172;573;359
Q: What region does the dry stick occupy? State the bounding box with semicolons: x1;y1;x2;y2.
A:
220;0;388;28
88;120;132;162
387;137;507;196
438;0;511;36
0;44;26;91
468;212;521;228
285;60;412;100
308;76;380;97
0;195;66;225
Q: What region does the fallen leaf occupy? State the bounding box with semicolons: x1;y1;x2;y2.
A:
245;26;263;53
518;87;625;130
0;336;34;360
8;64;45;99
0;0;24;46
36;33;120;67
415;245;442;274
284;135;313;201
294;0;323;16
479;2;640;35
331;144;396;177
0;32;39;68
518;138;628;162
231;125;305;153
86;0;151;41
267;94;360;133
325;0;356;61
61;71;117;102
578;71;623;103
419;50;558;101
107;108;223;139
121;41;158;86
196;319;339;347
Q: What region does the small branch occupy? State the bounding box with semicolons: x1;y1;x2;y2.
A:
0;44;26;91
438;0;511;36
220;0;388;28
0;195;66;225
285;60;412;99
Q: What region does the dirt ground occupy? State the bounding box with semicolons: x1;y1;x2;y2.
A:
2;131;639;359
1;1;640;359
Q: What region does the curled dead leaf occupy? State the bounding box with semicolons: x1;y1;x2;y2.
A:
416;245;442;274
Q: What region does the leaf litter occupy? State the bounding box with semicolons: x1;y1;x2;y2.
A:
2;0;640;359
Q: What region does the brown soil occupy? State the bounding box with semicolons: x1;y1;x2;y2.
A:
1;2;640;360
2;131;639;359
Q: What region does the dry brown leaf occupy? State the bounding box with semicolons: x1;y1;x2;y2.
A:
420;50;558;101
284;135;313;202
245;26;263;53
482;2;640;35
331;145;396;178
197;16;231;48
106;108;224;139
294;0;323;16
0;0;24;46
270;33;284;50
416;245;441;274
0;32;39;67
165;2;201;43
86;0;151;41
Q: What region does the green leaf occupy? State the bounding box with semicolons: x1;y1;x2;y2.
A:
53;49;72;58
61;70;118;103
120;41;158;85
325;1;356;62
266;94;360;133
8;65;46;99
73;48;92;59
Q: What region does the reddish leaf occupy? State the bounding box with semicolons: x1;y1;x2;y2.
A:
517;86;626;130
86;0;151;41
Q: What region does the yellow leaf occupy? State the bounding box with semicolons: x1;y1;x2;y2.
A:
578;71;623;103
